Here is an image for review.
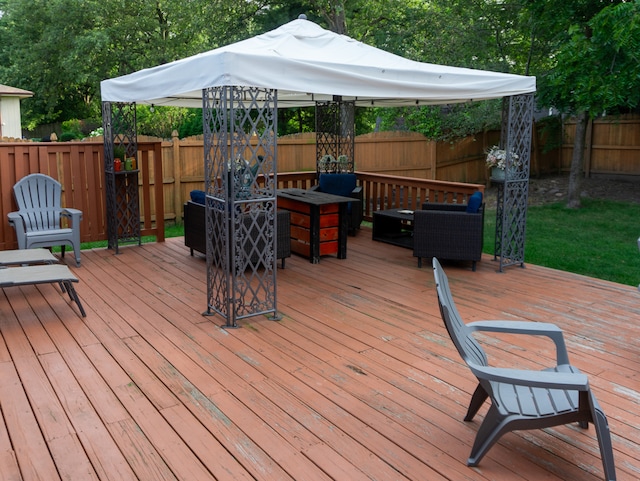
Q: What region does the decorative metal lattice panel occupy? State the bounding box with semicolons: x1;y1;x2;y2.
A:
315;99;355;174
494;94;534;271
203;86;278;327
102;102;141;252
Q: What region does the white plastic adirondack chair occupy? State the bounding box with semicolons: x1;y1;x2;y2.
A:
8;174;83;266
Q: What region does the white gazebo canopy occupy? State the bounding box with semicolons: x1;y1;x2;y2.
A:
100;17;535;108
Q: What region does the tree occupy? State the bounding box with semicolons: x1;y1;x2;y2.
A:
0;0;267;129
536;0;639;208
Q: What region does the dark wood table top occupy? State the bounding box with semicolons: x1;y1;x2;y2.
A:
277;188;356;206
374;208;415;220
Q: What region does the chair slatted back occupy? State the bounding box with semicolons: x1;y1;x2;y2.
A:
13;174;63;232
432;258;488;368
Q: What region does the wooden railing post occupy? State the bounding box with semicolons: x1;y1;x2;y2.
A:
154;141;165;241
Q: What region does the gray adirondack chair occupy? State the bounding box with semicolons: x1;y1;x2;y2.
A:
432;258;616;480
8;174;83;266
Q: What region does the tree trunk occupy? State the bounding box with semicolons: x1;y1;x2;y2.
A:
567;110;588;208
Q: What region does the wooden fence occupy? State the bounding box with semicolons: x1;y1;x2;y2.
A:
0;141;164;251
154;129;501;223
560;114;640;179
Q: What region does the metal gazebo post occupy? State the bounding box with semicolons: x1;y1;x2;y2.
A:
493;93;535;271
102;101;141;254
315;97;355;174
202;86;279;328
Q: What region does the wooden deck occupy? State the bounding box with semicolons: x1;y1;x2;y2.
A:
1;231;639;481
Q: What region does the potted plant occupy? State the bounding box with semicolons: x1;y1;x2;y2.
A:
113;145;125;172
486;145;519;180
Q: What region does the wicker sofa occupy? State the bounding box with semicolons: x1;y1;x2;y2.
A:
413;194;484;271
184;200;291;268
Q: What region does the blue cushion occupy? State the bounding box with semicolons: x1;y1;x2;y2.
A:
318;173;357;198
190;189;206;205
466;191;483;213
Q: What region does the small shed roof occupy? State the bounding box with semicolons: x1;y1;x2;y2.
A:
100;18;535;109
0;84;34;99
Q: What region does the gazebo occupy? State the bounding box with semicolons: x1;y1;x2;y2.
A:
100;16;536;327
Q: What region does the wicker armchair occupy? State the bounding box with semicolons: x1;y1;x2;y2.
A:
413;201;484;271
184;201;291;268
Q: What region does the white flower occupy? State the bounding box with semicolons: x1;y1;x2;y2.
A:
486;145;520;170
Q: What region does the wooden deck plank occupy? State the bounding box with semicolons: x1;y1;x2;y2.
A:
0;362;61;481
1;232;639;480
246;317;571;481
124;335;300;481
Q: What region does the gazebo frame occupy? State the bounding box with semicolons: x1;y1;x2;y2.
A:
315;98;355;175
100;18;536;327
101;92;533;327
493;93;534;271
102;101;142;254
202;86;280;328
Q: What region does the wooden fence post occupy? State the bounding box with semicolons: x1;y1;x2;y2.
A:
584;118;593;178
172;130;183;223
427;140;437;179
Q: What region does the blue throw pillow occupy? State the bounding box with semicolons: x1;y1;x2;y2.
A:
466;191;483;213
190;189;206;205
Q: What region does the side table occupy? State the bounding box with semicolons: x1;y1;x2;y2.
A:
372;209;414;248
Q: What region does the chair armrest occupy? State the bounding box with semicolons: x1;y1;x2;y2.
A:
7;211;26;231
7;211;22;226
7;212;27;248
414;209;484;236
468;320;570;365
472;365;589;390
61;208;83;223
421;202;468;212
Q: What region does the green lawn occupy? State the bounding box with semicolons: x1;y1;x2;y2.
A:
484;198;640;286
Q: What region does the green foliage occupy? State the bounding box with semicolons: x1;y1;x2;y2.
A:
136;105;190;139
372;100;502;141
278;107;315;136
178;110;204;139
0;0;266;129
113;145;126;160
59;132;78;142
484;198;640;286
61;119;84;139
537;0;640;116
535;115;563;153
2;0;636;140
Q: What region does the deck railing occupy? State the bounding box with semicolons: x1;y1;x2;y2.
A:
271;171;485;222
355;172;484;221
